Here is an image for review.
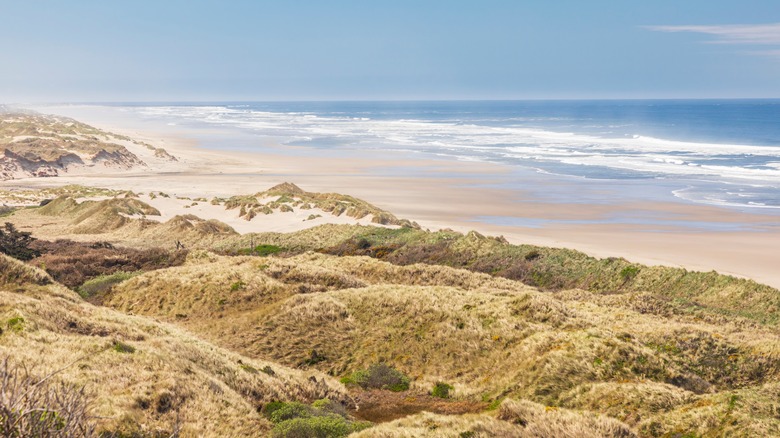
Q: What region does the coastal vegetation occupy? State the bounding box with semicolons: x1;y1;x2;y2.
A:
1;188;780;436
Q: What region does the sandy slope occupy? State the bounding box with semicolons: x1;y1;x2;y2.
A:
3;104;780;289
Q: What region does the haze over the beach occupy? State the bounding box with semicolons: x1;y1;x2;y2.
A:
2;0;780;102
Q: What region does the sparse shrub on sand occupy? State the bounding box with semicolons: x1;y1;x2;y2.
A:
342;363;410;392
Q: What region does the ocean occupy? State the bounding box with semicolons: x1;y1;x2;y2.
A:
121;100;780;210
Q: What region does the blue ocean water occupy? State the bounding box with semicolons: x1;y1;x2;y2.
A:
126;100;780;209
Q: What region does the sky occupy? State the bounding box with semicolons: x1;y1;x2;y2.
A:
1;0;779;102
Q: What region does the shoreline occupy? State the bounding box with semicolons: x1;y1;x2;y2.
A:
4;104;780;289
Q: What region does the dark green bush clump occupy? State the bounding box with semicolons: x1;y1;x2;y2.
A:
272;415;368;438
263;399;371;438
341;363;410;392
620;265;640;281
0;222;40;261
432;381;454;399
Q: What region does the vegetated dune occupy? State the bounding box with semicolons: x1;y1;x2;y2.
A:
0;254;352;437
6;190;780;436
2;185;420;249
220;182;419;228
0;112;176;180
8;194;238;249
105;251;780;436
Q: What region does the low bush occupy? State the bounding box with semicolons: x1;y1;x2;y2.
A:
263;399;371;438
620;265;640;282
0;222;40;261
271;415;370;438
432;381;454;399
341;363;410;392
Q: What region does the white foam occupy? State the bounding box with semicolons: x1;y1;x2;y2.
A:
129;104;780;188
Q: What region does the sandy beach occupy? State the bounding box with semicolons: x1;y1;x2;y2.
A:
3;104;779;289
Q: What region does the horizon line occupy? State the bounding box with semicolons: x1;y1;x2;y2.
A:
8;96;780;106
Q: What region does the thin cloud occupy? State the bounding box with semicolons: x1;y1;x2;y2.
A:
644;23;780;45
644;23;780;59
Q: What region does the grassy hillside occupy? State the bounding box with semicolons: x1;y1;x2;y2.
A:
4;193;780;436
0;254;352;437
105;251;780;436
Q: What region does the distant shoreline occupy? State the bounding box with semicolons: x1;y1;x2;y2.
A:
4;103;780;289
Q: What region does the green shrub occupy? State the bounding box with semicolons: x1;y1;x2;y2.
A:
271;415;370;438
230;281;245;291
343;363;410;392
432;382;454;399
267;402;314;423
0;222;39;261
263;401;287;418
620;265;640;281
262;399;371;437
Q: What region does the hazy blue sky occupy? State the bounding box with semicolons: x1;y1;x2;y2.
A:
2;1;779;102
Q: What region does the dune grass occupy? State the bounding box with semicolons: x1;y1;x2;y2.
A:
4;192;780;436
102;251;780;436
0;253;352;437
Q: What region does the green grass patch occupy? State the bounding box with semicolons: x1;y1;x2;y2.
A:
112;340;136;354
6;317;25;333
238;244;284;257
78;271;139;300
